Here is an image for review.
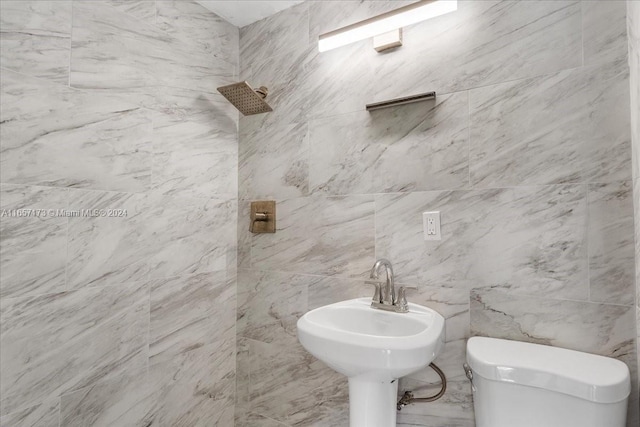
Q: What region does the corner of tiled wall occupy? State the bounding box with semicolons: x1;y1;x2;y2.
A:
626;0;640;406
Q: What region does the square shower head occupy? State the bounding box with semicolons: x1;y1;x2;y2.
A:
217;81;273;116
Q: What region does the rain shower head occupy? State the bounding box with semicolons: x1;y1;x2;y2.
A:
217;81;273;116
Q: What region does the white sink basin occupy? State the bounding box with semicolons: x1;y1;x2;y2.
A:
298;297;445;380
297;297;445;427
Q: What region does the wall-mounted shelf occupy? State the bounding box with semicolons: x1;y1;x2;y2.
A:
366;91;436;111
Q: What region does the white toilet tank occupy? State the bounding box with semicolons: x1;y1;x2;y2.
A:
466;337;631;427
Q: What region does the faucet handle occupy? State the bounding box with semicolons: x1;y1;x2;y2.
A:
364;280;383;303
396;286;411;312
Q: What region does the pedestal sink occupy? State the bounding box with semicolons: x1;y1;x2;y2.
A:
297;297;445;427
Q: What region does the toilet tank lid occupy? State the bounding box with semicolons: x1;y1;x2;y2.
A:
466;337;630;403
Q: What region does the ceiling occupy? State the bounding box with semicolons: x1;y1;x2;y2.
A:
197;1;304;28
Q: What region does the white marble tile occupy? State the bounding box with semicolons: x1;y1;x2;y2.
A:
154;41;236;96
246;42;308;87
66;190;151;289
472;285;637;352
153;85;238;127
583;0;628;66
237;200;252;270
248;338;348;426
631;4;640;378
371;1;582;101
630;0;640;47
0;70;152;192
636;178;640;387
150;271;235;364
588;182;635;306
0;281;149;416
0;69;134;146
70;1;234;106
151;109;237;199
148;340;236;426
309;92;469;195
59;370;154;427
239;121;308;199
239;2;308;75
236;337;250;413
70;1;170;95
579;62;632;184
105;1;156;24
156;0;239;67
0;185;67;299
305;40;377;119
4;109;152;192
469;61;631;187
237;270;308;346
250;195;375;277
307;275;372;311
59;342;234;427
0;1;71;84
147;195;236;279
235;411;288;427
0;398;59;427
376;185;588;298
631;4;640;390
631;36;640;181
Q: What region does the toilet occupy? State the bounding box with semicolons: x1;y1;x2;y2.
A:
466;337;631;427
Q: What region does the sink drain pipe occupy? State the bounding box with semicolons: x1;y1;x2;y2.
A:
396;363;447;410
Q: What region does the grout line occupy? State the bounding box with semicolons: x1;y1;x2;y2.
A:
246;338;251;416
250;410;290;427
68;0;72;89
467;89;472;189
373;193;377;262
586;182;592;302
236;265;637;309
240;182;624;201
236;267;365;281
0;67;74;88
64;188;69;293
470;286;635;308
580;0;585;68
240;265;614;303
146;278;151;377
0;276;151;302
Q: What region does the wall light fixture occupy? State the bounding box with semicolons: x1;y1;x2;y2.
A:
318;0;457;53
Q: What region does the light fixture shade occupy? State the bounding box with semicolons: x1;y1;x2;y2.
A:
318;0;457;52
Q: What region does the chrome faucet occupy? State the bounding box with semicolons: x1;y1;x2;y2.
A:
366;259;409;313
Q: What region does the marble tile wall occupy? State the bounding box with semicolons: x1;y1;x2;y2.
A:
628;0;640;399
237;1;638;426
0;1;239;426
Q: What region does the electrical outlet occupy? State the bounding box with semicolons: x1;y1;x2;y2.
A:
423;211;441;241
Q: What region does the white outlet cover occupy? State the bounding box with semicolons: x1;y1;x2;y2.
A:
423;211;441;241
